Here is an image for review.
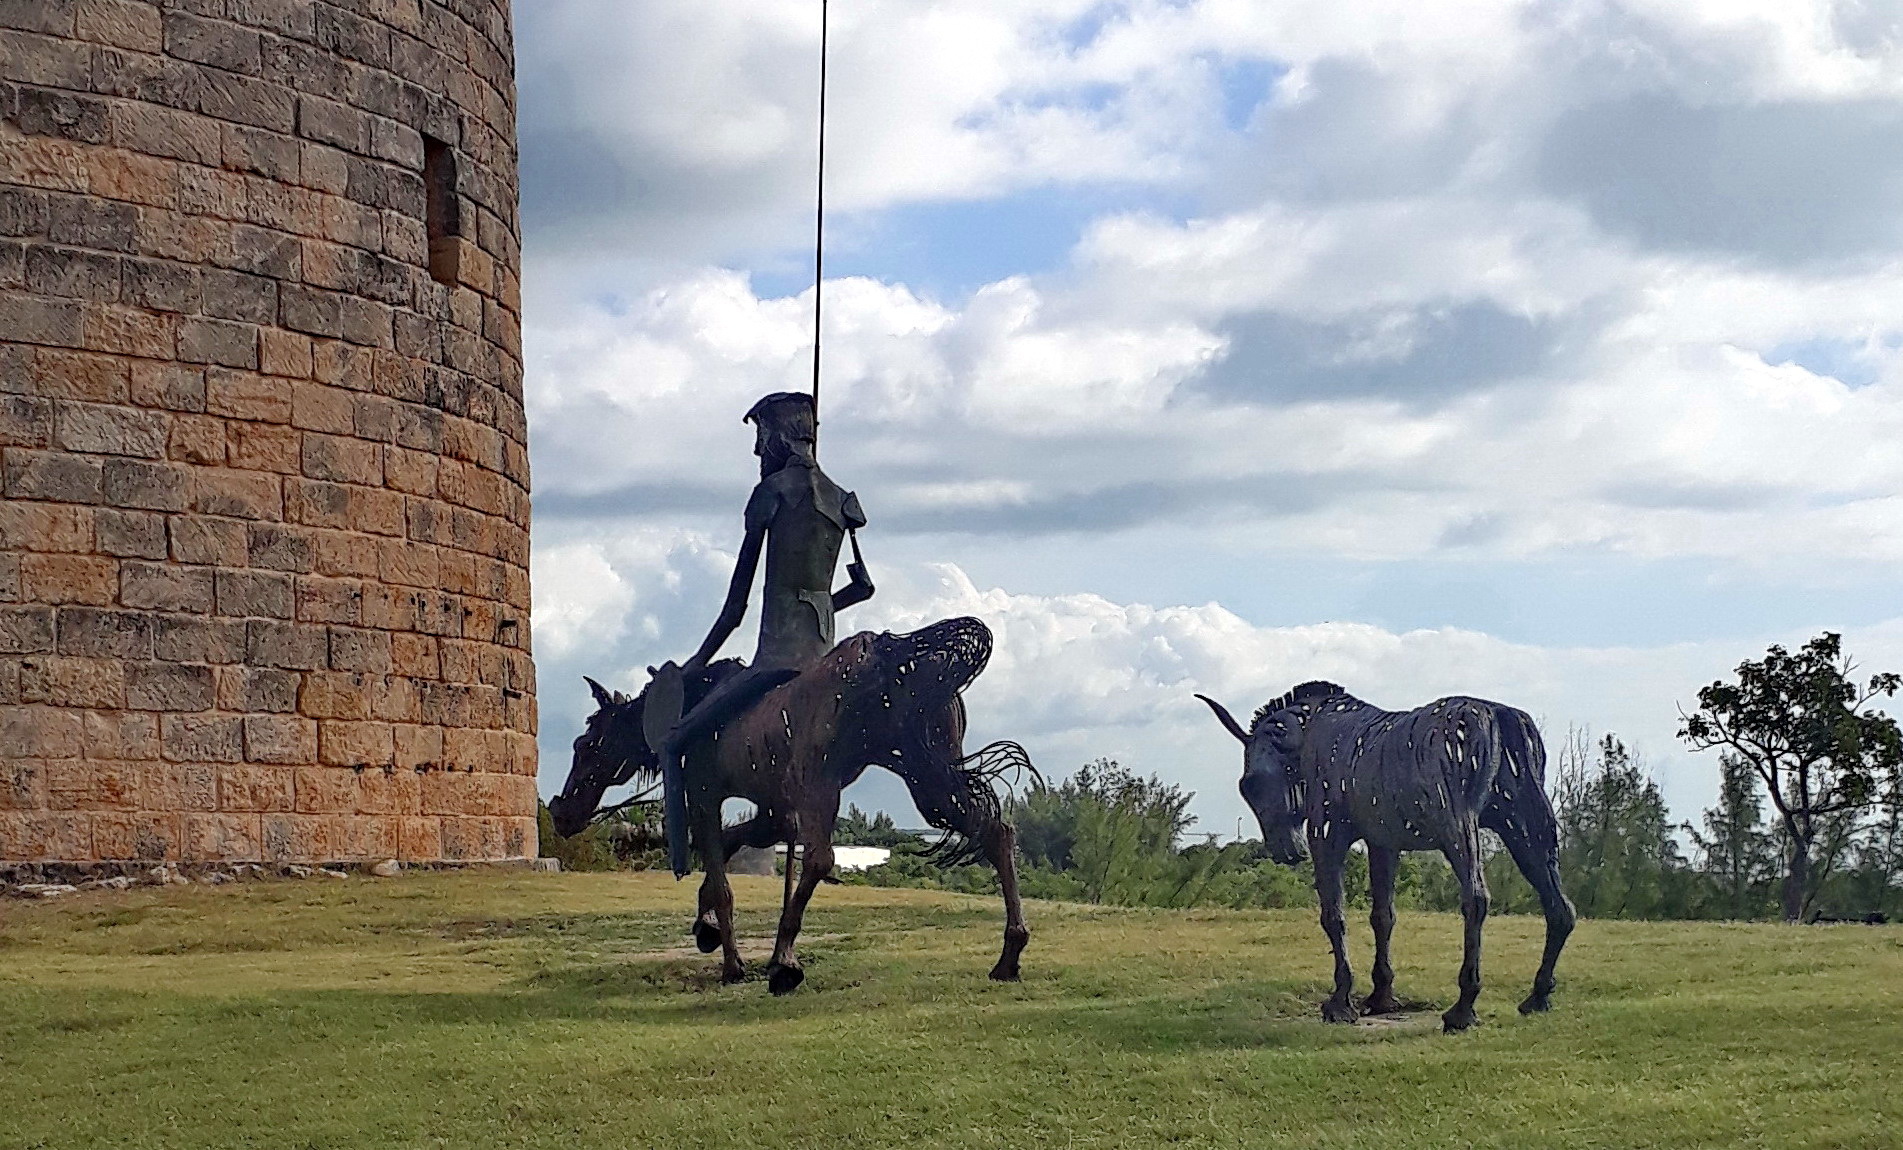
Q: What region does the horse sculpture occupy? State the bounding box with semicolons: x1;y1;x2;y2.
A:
550;616;1034;994
1198;682;1575;1032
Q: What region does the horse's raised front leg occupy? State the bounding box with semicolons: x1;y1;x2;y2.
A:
695;812;781;953
1440;825;1489;1032
766;805;837;996
984;819;1030;981
690;801;747;985
1362;845;1403;1015
1314;835;1358;1024
1496;813;1575;1015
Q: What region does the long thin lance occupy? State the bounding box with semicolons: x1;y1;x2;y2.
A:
810;0;830;446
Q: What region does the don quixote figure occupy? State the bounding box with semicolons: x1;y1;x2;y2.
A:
550;393;1034;994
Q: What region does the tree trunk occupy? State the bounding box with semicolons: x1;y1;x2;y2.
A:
1782;835;1809;923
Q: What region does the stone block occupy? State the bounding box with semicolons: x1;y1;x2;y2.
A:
82;303;175;357
151;615;246;664
354;763;418;814
125;661;215;710
4;448;102;503
167;414;225;463
181;811;260;860
0;394;53;447
52;401;167;458
57;606;152;658
91;811;181;860
130;362;207;413
261;812;342;862
20;553;116;605
319;718;390;766
95;510;168;559
222;123;299;181
119;562;216;612
328;625;389;673
297;670;368;720
18;656;121;707
215;568;292;619
293;763;354;812
246;618;325;668
168;515;245;566
294;575;359;623
0;759;47;811
178;316;260;369
163;12;263;75
245;713;316;764
206;367;291;421
261;329;313;379
82;709;160;760
103;457;191;511
217;762;292;812
226;419;300;472
13;87;112;145
301;431;381;485
25;245;122;301
198;267;276;323
109;100;221;165
46;759;132;808
396;814;438;861
247;522;314;572
161;713;243;762
0;810;93;860
190;465;281;519
27;347;131;402
338;813;397;860
312;528;378;578
77;0;163;52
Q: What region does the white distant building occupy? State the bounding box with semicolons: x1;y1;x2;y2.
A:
775;844;892;871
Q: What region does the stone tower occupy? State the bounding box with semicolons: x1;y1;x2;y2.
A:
0;0;536;864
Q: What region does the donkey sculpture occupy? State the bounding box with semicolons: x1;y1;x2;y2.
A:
550;616;1034;994
1198;682;1575;1032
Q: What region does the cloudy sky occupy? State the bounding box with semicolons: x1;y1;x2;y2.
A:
515;0;1903;838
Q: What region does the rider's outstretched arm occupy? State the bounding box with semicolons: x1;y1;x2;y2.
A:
685;523;765;671
832;551;874;611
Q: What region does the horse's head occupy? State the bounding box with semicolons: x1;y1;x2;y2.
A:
548;676;655;839
1197;681;1340;865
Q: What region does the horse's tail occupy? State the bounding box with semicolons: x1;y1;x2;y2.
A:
1495;706;1546;785
868;617;1039;867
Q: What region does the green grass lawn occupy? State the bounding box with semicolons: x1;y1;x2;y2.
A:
2;872;1900;1149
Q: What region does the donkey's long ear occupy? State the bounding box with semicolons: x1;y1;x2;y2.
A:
1195;694;1250;743
584;676;614;709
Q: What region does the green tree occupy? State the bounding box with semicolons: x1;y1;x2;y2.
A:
835;804;914;848
1551;733;1686;919
1679;633;1903;922
1687;754;1779;919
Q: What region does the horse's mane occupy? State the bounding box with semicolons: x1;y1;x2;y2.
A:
1250;680;1348;733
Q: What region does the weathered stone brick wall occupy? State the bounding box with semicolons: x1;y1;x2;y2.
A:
0;0;536;863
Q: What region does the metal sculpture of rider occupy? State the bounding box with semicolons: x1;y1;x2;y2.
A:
646;391;875;877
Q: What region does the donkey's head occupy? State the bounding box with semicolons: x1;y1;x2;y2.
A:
548;677;655;839
1196;681;1341;865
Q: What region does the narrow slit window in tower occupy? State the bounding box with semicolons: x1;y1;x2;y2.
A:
424;135;461;286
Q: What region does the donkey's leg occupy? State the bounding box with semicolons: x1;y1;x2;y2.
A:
694;812;781;953
1362;845;1403;1015
1440;826;1489;1033
983;819;1030;981
1315;836;1359;1024
766;802;838;996
1498;817;1575;1014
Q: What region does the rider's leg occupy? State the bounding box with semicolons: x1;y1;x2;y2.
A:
658;665;799;877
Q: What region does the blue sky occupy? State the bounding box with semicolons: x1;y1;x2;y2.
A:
513;0;1903;837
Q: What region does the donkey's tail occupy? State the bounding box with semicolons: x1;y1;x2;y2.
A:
868;617;1036;867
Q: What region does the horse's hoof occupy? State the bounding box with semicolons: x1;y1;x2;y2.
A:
988;963;1021;982
767;963;805;996
1518;995;1552;1015
720;962;747;986
692;918;721;954
1321;999;1359;1024
1360;994;1403;1016
1441;1008;1477;1033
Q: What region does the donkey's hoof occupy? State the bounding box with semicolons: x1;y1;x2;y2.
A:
692;917;721;954
988;963;1021;982
1441;1007;1477;1033
767;963;805;996
1321;999;1359;1025
1517;994;1552;1015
